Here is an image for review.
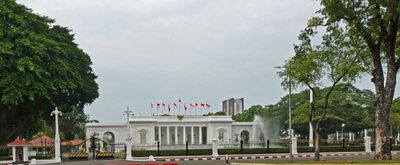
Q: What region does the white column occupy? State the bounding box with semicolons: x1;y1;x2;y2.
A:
191;126;194;145
364;136;371;153
23;146;29;162
252;123;257;142
291;137;298;154
51;108;62;162
100;141;104;152
199;127;202;144
348;132;352;142
183;127;186;143
12;147;16;162
309;122;313;147
175;127;178;145
212;139;219;157
158;127;161;145
336;131;339;142
167;126;170;145
86;140;90;153
126;138;132;160
364;129;367;137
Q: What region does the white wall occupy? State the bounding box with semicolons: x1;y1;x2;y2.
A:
85;124;126;152
232;124;253;142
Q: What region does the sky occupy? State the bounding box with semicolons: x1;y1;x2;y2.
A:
16;0;382;123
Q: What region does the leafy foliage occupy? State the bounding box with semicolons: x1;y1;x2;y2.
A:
232;105;265;122
233;84;379;138
203;111;226;116
0;0;98;144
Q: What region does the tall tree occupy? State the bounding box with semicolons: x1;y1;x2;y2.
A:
319;0;400;159
280;19;365;161
0;0;99;144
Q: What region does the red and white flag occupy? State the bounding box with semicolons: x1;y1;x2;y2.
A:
168;104;171;111
162;103;166;107
156;103;160;109
206;103;211;108
184;104;188;111
173;102;177;108
179;99;182;103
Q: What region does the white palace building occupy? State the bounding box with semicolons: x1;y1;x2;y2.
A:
85;115;266;152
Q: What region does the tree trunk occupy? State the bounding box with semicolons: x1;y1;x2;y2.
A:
314;128;320;161
373;91;393;159
369;42;397;160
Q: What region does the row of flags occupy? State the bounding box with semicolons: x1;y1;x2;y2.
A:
150;99;211;112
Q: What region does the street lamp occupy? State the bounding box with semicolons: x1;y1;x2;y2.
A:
51;107;62;162
124;106;133;161
309;89;314;147
275;66;293;162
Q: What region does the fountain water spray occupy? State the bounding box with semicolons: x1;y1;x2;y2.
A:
253;115;280;146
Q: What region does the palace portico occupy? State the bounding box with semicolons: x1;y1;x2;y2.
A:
86;115;260;152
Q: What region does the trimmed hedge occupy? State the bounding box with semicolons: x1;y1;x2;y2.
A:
0;156;11;161
130;145;400;157
30;155;53;160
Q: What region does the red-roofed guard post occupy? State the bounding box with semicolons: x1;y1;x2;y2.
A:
7;138;31;163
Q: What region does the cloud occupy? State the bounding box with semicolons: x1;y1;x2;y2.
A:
18;0;323;122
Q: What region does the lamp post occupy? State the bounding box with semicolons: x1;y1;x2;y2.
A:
275;66;293;162
124;106;133;161
51;107;62;162
309;89;314;147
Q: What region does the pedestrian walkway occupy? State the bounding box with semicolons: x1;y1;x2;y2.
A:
148;151;400;162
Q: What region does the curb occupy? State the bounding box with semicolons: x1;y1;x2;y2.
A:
155;151;400;162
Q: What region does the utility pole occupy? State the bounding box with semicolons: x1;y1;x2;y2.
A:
275;65;293;162
288;71;293;162
309;89;314;147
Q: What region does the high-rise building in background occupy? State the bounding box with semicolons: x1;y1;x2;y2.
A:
222;98;244;116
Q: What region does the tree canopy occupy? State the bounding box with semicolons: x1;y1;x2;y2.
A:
234;83;379;138
0;0;99;144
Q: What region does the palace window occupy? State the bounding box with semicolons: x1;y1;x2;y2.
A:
139;129;147;144
218;128;225;142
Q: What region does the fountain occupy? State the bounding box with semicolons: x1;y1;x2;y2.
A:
253;115;280;146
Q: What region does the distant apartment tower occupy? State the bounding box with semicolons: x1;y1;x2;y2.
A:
222;98;244;116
